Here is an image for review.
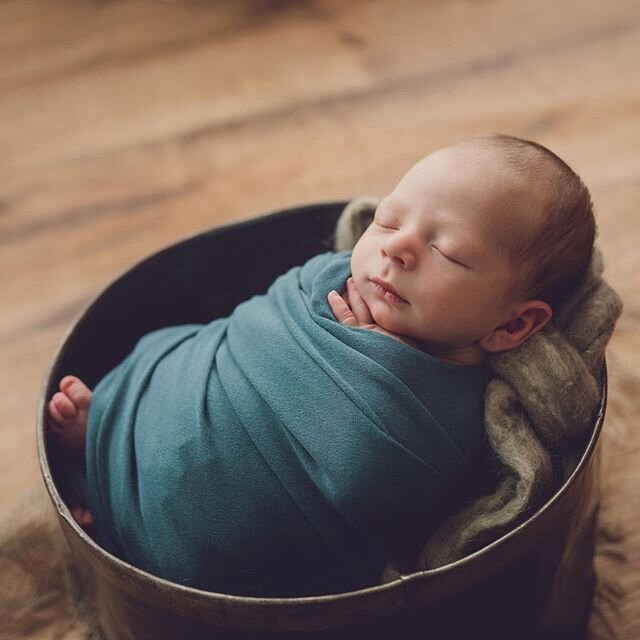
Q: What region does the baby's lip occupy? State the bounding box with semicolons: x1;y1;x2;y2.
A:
370;277;408;303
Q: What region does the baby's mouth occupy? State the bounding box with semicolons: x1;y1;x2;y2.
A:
370;278;408;304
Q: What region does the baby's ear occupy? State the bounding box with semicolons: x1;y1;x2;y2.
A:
480;301;553;353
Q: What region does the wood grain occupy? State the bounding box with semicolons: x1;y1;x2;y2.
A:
1;0;638;637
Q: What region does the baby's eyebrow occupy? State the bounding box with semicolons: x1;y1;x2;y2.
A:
381;195;411;214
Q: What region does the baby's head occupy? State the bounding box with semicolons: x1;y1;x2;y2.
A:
350;134;596;365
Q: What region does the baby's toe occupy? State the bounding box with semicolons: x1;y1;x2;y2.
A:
60;376;92;409
71;506;95;528
48;398;65;425
50;392;77;420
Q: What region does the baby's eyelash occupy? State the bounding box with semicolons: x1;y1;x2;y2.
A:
432;245;465;267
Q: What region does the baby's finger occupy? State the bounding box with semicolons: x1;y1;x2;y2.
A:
327;291;358;327
346;278;374;324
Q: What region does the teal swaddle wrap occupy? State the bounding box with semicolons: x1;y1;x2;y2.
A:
84;250;488;596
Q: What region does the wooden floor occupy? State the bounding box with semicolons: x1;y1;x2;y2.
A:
1;0;639;637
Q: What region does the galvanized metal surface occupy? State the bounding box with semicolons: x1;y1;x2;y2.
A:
37;203;605;639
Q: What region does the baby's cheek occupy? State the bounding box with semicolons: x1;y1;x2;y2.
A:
351;274;372;305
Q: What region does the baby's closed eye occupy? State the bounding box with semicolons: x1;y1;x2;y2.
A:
374;218;398;230
431;245;468;268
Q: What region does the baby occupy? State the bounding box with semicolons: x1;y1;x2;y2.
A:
47;134;595;596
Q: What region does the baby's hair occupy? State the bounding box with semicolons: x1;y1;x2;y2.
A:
470;133;596;311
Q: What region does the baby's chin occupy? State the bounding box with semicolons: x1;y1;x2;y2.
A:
369;303;409;334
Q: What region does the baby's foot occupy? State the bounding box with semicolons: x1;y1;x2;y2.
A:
47;375;92;455
70;505;96;538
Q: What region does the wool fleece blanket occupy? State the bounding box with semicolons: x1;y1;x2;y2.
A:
82;250;488;597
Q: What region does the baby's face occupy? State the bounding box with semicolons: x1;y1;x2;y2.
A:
351;143;541;360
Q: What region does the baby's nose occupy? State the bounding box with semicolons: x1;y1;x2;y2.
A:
381;245;415;269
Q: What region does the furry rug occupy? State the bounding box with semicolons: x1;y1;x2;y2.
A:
0;485;101;639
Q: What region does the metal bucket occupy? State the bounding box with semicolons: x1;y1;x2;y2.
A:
37;202;606;639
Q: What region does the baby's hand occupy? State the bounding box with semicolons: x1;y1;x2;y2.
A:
328;277;419;349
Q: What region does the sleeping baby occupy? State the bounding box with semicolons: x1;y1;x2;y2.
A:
47;134;595;597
